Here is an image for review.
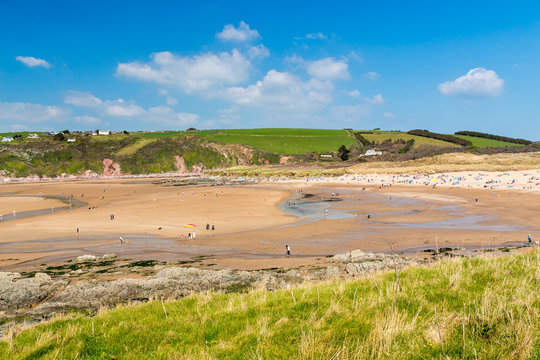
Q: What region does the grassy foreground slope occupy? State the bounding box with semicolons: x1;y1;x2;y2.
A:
2;249;538;359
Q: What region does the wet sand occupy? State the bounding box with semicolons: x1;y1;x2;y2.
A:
0;176;538;271
0;195;66;214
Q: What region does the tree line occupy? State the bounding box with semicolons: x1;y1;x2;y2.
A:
454;131;532;145
407;130;472;146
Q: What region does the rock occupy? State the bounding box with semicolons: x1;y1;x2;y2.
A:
332;249;415;276
0;272;21;282
31;267;261;314
0;272;66;312
102;253;117;260
325;266;340;277
76;255;97;262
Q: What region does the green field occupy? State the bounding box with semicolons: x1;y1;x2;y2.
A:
454;135;524;148
2;249;538;359
359;132;461;148
192;129;357;154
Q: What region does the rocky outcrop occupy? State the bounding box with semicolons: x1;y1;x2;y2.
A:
174;155;187;173
103;158;123;176
280;156;292;164
0;267;305;318
0;250;421;336
332;250;416;276
0;273;67;312
35;268;263;314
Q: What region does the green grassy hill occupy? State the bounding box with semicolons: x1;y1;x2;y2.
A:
454;135;524;148
2;249;538;359
81;129;357;157
0;135;276;177
0;128;536;178
193;129;356;155
359;131;461;148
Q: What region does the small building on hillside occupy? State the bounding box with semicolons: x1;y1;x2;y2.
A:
67;138;76;142
2;137;13;142
28;133;39;139
364;149;383;156
96;129;110;136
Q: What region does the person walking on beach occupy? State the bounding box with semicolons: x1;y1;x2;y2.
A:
211;224;215;231
76;228;80;240
285;244;291;257
188;233;191;239
206;223;210;231
119;236;124;244
193;231;196;239
528;234;532;246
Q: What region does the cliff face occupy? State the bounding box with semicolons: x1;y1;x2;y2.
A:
0;136;280;179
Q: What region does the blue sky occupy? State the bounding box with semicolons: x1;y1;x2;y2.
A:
1;1;540;139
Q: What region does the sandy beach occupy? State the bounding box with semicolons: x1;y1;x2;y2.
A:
1;170;539;271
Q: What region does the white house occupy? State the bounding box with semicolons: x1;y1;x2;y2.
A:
28;133;39;139
67;138;76;142
2;137;13;142
96;130;110;136
364;149;383;156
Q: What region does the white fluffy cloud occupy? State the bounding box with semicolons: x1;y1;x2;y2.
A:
64;91;143;116
364;71;379;81
307;58;350;80
330;94;385;121
65;91;102;107
65;91;198;126
0;101;67;123
247;44;270;59
0;101;69;130
103;99;145;117
366;94;385;105
75;115;101;126
294;32;328;41
15;56;50;68
438;67;504;97
165;96;178;106
217;21;260;42
225;70;334;112
306;32;327;40
147;106;199;126
116;50;251;93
